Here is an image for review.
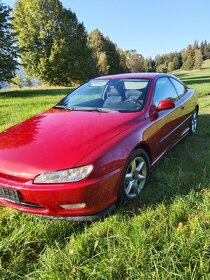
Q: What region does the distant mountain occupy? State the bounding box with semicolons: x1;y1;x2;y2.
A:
16;65;25;78
0;65;41;89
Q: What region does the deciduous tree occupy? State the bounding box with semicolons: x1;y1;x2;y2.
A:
125;50;145;73
144;57;156;72
194;49;203;69
10;74;23;88
88;29;123;75
13;0;94;85
182;45;195;70
167;61;175;72
117;48;129;73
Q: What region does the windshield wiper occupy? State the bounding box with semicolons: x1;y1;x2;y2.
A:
72;107;118;113
54;105;74;110
54;105;119;113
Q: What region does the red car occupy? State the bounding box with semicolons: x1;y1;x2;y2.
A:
0;73;198;220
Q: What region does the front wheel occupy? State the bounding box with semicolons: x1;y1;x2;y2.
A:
119;149;150;202
189;109;198;134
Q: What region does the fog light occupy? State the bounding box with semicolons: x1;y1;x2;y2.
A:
59;203;86;209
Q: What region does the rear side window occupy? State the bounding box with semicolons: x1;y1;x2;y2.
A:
170;78;187;99
154;77;179;106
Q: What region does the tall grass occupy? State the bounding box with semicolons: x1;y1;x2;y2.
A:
0;87;73;131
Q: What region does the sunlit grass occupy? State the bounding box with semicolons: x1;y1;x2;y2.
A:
0;87;73;132
174;59;210;96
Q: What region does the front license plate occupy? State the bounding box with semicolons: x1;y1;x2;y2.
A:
0;186;20;204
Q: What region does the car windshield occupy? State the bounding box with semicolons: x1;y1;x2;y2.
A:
56;78;151;112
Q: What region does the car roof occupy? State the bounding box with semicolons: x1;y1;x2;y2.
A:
94;72;175;80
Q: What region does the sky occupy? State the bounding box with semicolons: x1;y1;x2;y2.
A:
4;0;210;58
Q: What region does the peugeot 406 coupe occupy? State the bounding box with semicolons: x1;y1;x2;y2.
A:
0;73;198;220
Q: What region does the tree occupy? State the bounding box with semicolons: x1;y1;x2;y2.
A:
167;61;175;72
13;0;94;86
155;51;183;72
98;52;109;74
193;40;199;50
117;48;129;73
194;49;203;69
10;74;23;88
173;52;182;69
88;29;122;75
155;54;168;68
0;1;18;85
202;40;208;60
144;57;156;72
156;64;167;73
200;40;210;60
25;76;33;87
200;41;205;58
125;50;145;72
182;45;195;70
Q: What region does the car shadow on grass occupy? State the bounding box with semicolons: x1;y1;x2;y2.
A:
117;113;210;217
183;77;210;85
181;75;210;81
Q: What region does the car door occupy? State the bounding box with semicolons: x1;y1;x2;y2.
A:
146;77;182;164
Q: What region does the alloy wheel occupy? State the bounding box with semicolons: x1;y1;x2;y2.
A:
124;156;147;199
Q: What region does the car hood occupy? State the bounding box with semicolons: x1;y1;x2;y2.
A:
0;108;142;179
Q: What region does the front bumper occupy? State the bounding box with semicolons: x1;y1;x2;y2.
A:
36;204;117;221
0;169;121;218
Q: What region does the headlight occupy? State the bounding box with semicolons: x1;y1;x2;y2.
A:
34;165;93;184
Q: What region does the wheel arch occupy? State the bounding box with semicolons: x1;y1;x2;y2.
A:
133;143;151;164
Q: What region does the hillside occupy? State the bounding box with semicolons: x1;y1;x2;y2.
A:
174;59;210;97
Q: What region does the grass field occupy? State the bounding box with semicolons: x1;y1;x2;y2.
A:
0;66;210;279
174;59;210;97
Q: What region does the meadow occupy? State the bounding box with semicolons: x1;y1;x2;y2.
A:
0;65;210;279
174;59;210;97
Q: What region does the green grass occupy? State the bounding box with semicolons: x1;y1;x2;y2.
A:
0;69;210;279
0;87;73;131
173;59;210;97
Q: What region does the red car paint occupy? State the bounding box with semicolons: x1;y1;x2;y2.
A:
0;73;198;219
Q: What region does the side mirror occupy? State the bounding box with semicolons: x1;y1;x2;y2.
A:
157;99;175;111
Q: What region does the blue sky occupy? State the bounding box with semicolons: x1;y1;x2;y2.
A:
5;0;210;58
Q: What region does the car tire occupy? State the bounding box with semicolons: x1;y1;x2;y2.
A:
189;109;198;135
118;148;150;203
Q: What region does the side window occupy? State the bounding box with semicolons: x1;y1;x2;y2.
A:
154;77;179;106
170;78;187;99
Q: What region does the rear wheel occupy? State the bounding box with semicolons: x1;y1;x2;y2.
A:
189;109;198;134
119;149;150;202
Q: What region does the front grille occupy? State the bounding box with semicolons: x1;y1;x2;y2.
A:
19;200;44;209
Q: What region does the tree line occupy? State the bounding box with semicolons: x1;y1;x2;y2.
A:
156;40;210;73
1;0;210;87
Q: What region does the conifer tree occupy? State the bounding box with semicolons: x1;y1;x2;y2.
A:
0;1;18;85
